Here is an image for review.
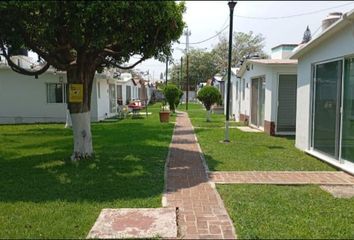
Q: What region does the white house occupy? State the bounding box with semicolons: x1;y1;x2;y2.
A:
290;10;354;174
226;45;298;135
0;56;150;124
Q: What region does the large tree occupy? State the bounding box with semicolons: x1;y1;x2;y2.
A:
0;1;185;160
169;48;217;90
212;31;268;73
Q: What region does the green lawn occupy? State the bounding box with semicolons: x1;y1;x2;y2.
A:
180;103;335;171
217;184;354;239
0;104;175;238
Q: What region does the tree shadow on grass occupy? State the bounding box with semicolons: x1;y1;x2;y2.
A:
0;122;177;203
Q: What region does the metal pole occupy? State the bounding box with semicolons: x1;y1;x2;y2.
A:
224;0;236;142
165;56;168;86
186;54;189;110
183;27;191;110
180;57;183;89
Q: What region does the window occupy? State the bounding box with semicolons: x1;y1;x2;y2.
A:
126;85;132;104
97;82;101;98
46;83;66;103
236;81;239;100
242;78;245;100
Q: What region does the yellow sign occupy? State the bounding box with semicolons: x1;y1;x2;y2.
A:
69;84;83;103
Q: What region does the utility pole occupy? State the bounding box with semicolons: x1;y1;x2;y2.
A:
165;55;168;86
183;27;191;110
224;0;237;143
179;56;183;89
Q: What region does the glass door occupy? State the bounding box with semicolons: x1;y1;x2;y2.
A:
109;84;116;113
259;77;265;127
341;58;354;163
251;77;265;127
251;78;259;126
313;60;342;158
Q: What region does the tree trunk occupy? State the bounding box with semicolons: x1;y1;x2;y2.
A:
65;109;72;128
66;63;95;161
207;109;211;122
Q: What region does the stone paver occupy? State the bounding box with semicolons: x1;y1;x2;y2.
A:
236;126;262;132
164;112;236;239
87;208;177;239
320;185;354;198
209;171;354;185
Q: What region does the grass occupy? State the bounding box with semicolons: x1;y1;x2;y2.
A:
180;103;335;171
0;104;175;238
217;184;354;239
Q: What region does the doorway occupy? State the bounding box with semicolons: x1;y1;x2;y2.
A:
277;74;297;133
251;77;265;128
312;60;342;158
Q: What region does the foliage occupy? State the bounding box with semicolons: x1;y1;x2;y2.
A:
174;88;184;109
0;104;175;238
163;84;180;112
212;31;268;73
218;185;354;239
169;48;218;90
0;1;185;114
197;86;221;111
185;103;335;171
0;1;185;158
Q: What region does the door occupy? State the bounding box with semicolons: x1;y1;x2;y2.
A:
342;58;354;163
251;77;265;127
277;74;297;132
109;84;116;113
312;60;342;158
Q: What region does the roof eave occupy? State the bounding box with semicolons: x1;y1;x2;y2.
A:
290;9;354;60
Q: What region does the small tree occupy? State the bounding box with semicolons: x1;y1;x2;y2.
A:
197;86;221;122
175;88;183;109
163;84;180;113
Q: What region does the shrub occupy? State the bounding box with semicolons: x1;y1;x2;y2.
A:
163;84;181;113
197;86;221;121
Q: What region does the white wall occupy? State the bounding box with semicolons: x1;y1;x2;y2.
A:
233;63;297;127
0;68;68;123
296;24;354;151
95;78;111;121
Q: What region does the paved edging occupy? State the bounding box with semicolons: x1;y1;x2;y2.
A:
209;171;354;185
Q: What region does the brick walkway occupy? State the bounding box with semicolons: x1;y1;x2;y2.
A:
209;171;354;185
163;112;236;239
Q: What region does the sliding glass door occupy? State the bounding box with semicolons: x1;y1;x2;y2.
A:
312;60;342;158
251;77;265;127
341;58;354;163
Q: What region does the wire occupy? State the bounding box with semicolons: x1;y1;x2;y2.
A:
235;2;354;20
176;2;354;46
180;24;229;45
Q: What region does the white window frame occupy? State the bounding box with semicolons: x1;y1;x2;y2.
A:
46;83;66;103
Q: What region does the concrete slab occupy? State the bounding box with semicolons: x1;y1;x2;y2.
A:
87;208;177;239
236;126;262;132
320;185;354;198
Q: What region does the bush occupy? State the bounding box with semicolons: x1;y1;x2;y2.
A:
197;86;221;111
163;84;181;113
175;88;183;109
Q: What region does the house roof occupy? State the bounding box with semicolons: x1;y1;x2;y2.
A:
290;8;354;59
237;59;297;77
271;44;298;50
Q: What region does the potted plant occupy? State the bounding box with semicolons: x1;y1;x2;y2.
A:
159;101;170;123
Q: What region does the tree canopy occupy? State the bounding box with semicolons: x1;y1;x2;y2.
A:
212;31;268;73
0;1;185;159
169;48;218;90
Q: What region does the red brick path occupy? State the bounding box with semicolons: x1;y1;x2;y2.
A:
209;171;354;185
164;112;236;239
